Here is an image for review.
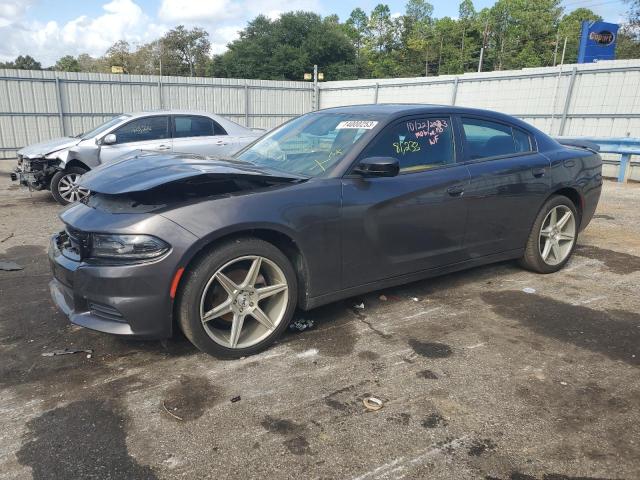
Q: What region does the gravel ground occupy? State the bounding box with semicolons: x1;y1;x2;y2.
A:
0;160;638;480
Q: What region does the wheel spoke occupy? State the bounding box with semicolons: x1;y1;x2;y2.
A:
556;211;572;230
558;232;574;242
216;272;238;296
551;241;561;261
202;298;232;323
540;227;552;238
256;283;287;300
242;257;262;288
549;207;558;227
251;307;275;330
229;313;245;348
541;238;552;260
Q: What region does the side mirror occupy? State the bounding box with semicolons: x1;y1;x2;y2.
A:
353;157;399;177
102;133;117;145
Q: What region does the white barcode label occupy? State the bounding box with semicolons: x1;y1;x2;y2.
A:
336;120;378;130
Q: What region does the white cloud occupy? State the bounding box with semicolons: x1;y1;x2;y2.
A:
0;0;323;66
0;0;33;28
158;0;241;24
0;0;158;65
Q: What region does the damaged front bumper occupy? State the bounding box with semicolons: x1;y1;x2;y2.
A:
48;229;177;339
11;156;58;190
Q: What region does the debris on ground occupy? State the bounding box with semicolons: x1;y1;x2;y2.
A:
288;318;315;332
353;302;365;309
410;297;419;302
0;233;14;243
162;401;184;421
522;287;536;294
363;397;384;411
0;261;23;271
41;348;93;357
230;396;241;403
379;295;388;301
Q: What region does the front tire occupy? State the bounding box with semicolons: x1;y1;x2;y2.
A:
51;166;90;205
176;238;298;358
519;195;579;273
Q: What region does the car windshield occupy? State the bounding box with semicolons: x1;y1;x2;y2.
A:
77;114;131;139
236;113;381;177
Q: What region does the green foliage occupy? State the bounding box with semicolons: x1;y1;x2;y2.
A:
54;55;81;72
3;1;640;79
211;12;357;80
161;26;211;76
0;55;41;70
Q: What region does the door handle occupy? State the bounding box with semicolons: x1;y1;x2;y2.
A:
532;168;546;178
215;140;228;146
156;145;171;151
447;185;465;196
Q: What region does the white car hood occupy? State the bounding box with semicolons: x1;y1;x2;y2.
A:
18;137;80;159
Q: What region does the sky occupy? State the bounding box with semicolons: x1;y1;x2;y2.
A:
0;0;630;66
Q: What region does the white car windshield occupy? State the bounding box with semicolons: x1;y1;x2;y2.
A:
78;114;131;140
236;113;380;177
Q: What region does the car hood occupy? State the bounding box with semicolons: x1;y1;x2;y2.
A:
78;151;306;194
18;137;80;158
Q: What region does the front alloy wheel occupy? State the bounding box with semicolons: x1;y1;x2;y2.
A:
51;166;89;205
177;238;297;357
200;255;289;349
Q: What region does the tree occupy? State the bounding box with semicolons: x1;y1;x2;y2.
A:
0;55;42;70
54;55;81;72
161;26;211;76
77;54;105;73
104;40;132;72
486;0;563;71
212;12;356;81
626;0;640;28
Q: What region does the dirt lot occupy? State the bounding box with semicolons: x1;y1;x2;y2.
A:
0;160;638;480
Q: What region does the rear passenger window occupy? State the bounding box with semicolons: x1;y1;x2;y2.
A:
362;117;454;172
174;116;225;138
461;117;533;160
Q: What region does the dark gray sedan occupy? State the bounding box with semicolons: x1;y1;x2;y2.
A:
48;105;602;357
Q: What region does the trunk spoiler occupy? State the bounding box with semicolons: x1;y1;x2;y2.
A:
555;137;600;153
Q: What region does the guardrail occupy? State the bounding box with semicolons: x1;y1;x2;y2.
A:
557;137;640;183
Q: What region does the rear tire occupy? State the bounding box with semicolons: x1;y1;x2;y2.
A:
177;237;298;358
51;166;89;205
519;195;579;273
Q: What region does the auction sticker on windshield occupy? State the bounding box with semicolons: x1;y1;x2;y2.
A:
336;120;378;129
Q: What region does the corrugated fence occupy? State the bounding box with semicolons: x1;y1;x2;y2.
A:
0;70;315;159
1;59;640;161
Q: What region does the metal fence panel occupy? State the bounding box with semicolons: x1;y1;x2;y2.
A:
319;59;640;140
0;69;314;158
3;60;640;161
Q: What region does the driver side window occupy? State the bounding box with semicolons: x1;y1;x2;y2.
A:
113;116;169;144
362;117;454;172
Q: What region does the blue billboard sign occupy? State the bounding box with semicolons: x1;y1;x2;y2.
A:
578;21;619;63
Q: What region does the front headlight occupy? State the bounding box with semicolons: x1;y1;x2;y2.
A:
90;234;170;261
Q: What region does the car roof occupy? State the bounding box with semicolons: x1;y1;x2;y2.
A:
127;109;223;118
316;103;545;135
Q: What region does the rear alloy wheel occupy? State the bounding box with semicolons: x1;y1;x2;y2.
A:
177;238;297;357
51;167;90;205
520;195;579;273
